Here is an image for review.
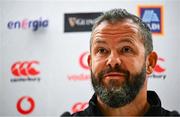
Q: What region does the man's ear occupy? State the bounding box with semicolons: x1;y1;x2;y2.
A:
146;51;158;75
87;54;91;67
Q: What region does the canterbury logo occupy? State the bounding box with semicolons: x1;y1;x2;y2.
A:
11;61;40;77
154;58;165;73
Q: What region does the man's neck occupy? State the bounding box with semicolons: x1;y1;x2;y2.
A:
97;81;149;116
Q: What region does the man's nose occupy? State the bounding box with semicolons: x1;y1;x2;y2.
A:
106;53;121;68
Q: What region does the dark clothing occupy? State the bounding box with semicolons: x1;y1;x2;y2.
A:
68;91;179;116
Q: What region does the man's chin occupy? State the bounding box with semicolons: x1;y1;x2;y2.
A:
102;78;126;89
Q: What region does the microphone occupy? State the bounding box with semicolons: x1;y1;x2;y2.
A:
60;111;71;116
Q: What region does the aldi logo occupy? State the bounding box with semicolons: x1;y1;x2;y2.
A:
138;5;164;35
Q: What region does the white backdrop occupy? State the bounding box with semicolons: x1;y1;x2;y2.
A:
0;0;180;116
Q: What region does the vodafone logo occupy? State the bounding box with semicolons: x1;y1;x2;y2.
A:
16;96;35;115
11;61;40;77
79;51;90;70
154;57;166;73
72;102;88;113
67;51;90;81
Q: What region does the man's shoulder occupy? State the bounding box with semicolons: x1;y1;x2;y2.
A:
161;107;180;116
146;91;180;116
61;109;180;116
71;110;88;116
71;106;97;116
61;111;88;116
59;109;90;116
71;109;180;116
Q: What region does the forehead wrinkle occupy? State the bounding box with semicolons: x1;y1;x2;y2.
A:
92;20;140;40
92;37;137;48
102;25;138;33
94;32;138;39
93;32;139;44
93;38;107;45
92;26;139;41
94;21;139;31
91;20;144;48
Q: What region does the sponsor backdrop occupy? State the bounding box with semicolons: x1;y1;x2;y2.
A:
0;0;180;116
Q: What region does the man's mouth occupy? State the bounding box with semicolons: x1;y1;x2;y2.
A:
104;72;126;79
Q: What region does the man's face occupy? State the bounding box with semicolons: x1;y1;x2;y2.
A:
89;20;147;108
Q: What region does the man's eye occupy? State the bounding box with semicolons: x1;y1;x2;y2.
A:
98;48;108;54
121;46;133;53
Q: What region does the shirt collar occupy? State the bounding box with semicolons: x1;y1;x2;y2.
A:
144;90;162;115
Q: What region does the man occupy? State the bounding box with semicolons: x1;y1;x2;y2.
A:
62;8;179;116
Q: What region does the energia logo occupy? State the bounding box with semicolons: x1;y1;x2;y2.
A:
10;61;40;82
7;17;48;31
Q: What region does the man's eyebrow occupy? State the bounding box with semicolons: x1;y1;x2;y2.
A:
93;38;107;44
117;38;135;44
